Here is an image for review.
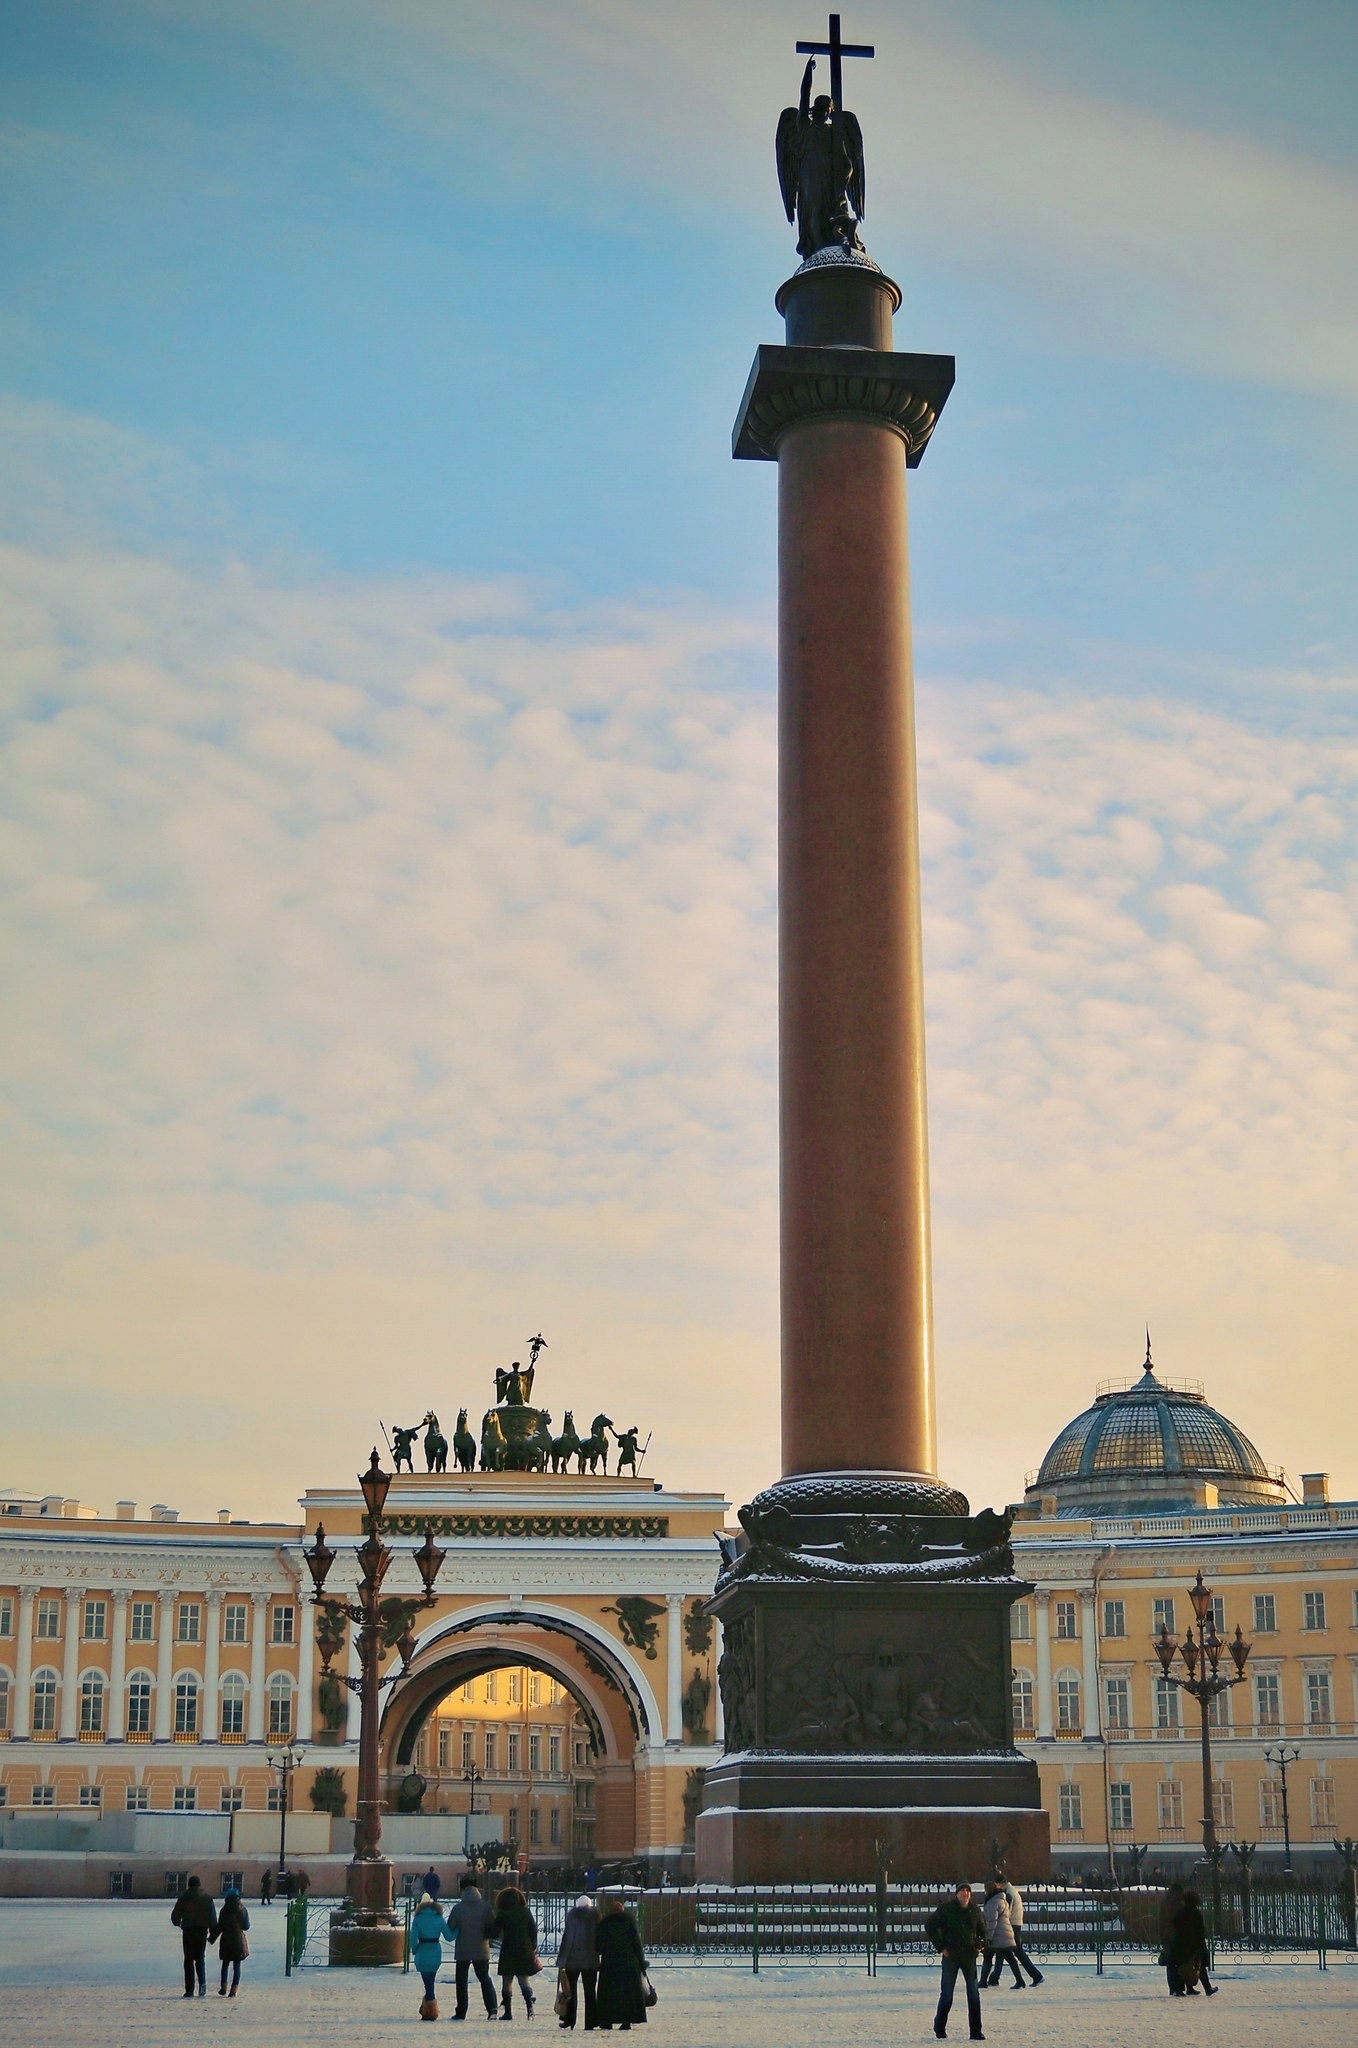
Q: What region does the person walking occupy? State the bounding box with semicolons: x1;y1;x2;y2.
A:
1169;1888;1217;1997
259;1867;275;1908
493;1885;540;2021
214;1886;251;1999
555;1892;600;2030
925;1881;986;2041
594;1896;648;2034
999;1879;1042;1986
411;1891;454;2020
1159;1879;1186;1995
422;1864;444;1902
980;1880;1025;1988
170;1875;219;1999
447;1875;500;2022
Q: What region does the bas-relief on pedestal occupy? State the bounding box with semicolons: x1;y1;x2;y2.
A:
696;28;1048;1884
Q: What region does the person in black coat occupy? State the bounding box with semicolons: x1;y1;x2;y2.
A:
594;1898;648;2032
1169;1890;1217;1996
555;1894;600;2030
214;1887;251;1998
493;1886;540;2020
170;1876;219;1999
925;1883;987;2041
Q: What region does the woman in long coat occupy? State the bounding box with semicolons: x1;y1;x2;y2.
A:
1169;1890;1217;1997
594;1897;648;2032
493;1886;540;2020
215;1887;251;1999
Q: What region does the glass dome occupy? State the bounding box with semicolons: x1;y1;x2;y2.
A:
1027;1344;1286;1517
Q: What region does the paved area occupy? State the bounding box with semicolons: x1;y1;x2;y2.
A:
0;1904;1355;2047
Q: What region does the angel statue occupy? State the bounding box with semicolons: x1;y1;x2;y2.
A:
495;1360;535;1407
776;56;866;259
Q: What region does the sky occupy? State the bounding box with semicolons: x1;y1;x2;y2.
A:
2;0;1357;1524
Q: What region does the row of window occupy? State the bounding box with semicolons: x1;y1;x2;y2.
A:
0;1670;296;1737
455;1673;568;1707
504;1804;563;1846
1056;1774;1339;1837
1014;1589;1347;1643
0;1596;295;1646
437;1726;566;1775
1013;1667;1342;1734
6;1786;289;1813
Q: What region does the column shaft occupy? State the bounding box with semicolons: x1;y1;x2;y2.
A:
248;1596;268;1743
202;1594;222;1744
59;1590;84;1739
14;1588;35;1740
1080;1590;1101;1739
777;418;935;1477
107;1594;128;1742
295;1584;314;1743
665;1595;683;1743
1034;1592;1053;1740
153;1593;175;1741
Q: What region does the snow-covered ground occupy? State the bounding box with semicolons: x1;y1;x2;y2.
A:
0;1903;1354;2046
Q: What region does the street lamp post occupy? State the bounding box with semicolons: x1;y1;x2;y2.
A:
1155;1570;1251;1927
265;1740;305;1879
303;1449;447;1964
1263;1742;1301;1873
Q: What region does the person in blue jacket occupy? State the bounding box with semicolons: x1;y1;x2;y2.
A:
411;1892;455;2019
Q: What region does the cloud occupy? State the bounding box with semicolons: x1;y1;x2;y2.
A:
3;509;1357;1520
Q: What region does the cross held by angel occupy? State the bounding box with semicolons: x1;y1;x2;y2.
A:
777;16;871;259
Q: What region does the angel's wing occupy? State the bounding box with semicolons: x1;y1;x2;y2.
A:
775;105;802;224
841;110;866;220
494;1366;510;1404
521;1363;535;1403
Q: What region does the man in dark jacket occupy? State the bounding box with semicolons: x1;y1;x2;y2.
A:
446;1875;498;2020
421;1864;443;1900
925;1882;987;2041
170;1875;219;1998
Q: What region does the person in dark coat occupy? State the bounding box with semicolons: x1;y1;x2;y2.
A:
447;1876;500;2020
214;1887;251;1998
556;1893;600;2030
422;1864;443;1901
259;1867;275;1908
594;1897;647;2033
1159;1880;1185;1994
493;1886;539;2020
1169;1889;1216;1996
170;1876;219;1999
925;1882;986;2041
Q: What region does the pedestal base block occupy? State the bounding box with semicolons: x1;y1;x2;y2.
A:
696;1800;1050;1886
328;1908;405;1967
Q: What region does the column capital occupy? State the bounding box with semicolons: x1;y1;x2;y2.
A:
1079;1586;1096;1607
733;343;954;464
19;1584;36;1607
205;1590;224;1609
65;1585;87;1602
1033;1588;1052;1608
157;1587;176;1606
111;1588;129;1606
251;1591;270;1609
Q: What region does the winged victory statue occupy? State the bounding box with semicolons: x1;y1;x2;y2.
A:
776;56;867;259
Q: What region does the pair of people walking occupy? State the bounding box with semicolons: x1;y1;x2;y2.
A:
412;1875;540;2021
554;1894;650;2032
1161;1883;1217;1997
170;1876;250;1999
979;1878;1043;1990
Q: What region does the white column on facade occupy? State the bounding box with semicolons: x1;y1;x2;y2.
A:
154;1591;176;1741
1080;1589;1101;1738
1034;1590;1053;1740
248;1593;269;1742
107;1593;128;1742
346;1611;362;1743
59;1587;85;1739
202;1592;222;1743
712;1618;724;1745
295;1589;314;1743
665;1595;684;1744
13;1587;36;1740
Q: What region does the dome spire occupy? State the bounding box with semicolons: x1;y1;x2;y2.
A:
1139;1326;1156;1385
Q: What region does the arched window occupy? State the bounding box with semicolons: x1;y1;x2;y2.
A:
174;1674;200;1735
267;1672;294;1738
80;1671;106;1734
220;1672;246;1738
32;1669;58;1734
1011;1670;1034;1734
1055;1670;1081;1732
127;1672;153;1736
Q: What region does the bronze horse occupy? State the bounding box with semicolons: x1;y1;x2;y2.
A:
452;1409;477;1473
576;1413;613;1475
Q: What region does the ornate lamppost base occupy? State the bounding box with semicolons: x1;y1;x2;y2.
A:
327;1857;405;1967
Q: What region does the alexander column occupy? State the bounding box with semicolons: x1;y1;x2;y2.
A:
697;18;1049;1884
